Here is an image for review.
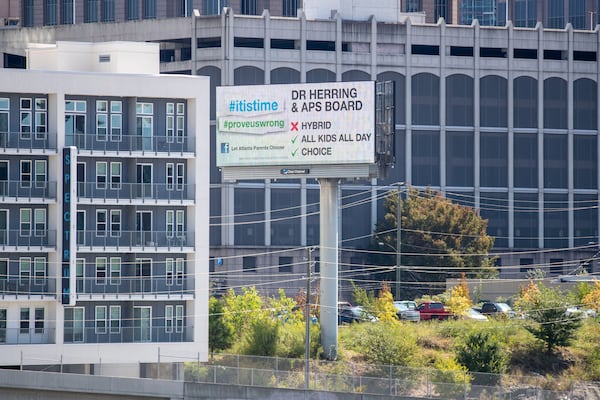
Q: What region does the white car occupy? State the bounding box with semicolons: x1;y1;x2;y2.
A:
393;301;421;322
466;308;488;321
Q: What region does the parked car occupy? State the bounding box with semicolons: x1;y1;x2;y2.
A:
476;302;516;318
393;301;421;322
338;306;377;324
565;306;597;319
465;308;488;321
417;301;453;321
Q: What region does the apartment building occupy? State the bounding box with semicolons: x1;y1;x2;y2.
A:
0;41;210;374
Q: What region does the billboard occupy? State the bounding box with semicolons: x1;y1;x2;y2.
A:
216;81;375;167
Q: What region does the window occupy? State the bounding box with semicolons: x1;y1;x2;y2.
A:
519;258;534;273
405;0;421;11
21;161;31;188
95;306;107;334
20;99;32;139
166;210;174;238
111;101;122;141
34;257;45;284
20;308;30;334
243;256;256;272
34;308;44;334
35;160;47;189
96;100;108;141
446;131;474;187
446;75;473;127
166;164;174;190
65;100;86;142
167;103;175;142
102;0;115;21
544;134;567;188
34;208;46;237
23;0;35;27
110;257;120;284
0;309;6;343
19;258;31;284
20;209;31;236
110;210;121;237
166;259;174;285
176;305;184;333
176;210;185;237
143;0;157;19
480;133;507;187
282;0;297;16
96;210;107;236
0;259;7;282
65;307;84;343
412;130;440;186
514;133;537;188
412;73;440;125
109;305;121;333
279;256;293;273
62;0;74;23
544;77;567;129
35;98;47;139
96;162;107;189
176;258;184;285
176;163;184;190
574;135;597;189
549;258;564;275
85;0;99;22
176;103;185;143
165;305;174;333
110;162;121;190
136;103;153;151
127;0;139;19
241;0;257;15
96;257;107;284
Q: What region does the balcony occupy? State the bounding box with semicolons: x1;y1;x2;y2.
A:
77;182;194;204
76;230;193;250
75;277;193;298
0;327;54;345
0;181;57;202
0;131;57;153
64;326;189;344
65;134;194;155
0;278;56;297
0;230;57;249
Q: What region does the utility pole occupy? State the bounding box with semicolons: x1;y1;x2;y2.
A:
304;247;313;389
395;184;402;300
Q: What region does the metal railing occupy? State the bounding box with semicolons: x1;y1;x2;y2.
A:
77;182;194;202
0;131;57;151
75;230;193;248
0;278;55;296
0;229;56;247
63;326;190;344
0;181;57;200
0;327;54;345
74;276;192;297
66;133;194;154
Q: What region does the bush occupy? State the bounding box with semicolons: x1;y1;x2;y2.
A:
239;317;279;356
349;322;418;366
276;321;321;359
430;356;470;399
455;330;508;374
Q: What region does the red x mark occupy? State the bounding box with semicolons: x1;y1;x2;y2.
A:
291;122;299;131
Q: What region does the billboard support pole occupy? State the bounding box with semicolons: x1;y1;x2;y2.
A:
318;178;339;360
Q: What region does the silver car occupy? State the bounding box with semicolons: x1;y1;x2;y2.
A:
393;301;421;322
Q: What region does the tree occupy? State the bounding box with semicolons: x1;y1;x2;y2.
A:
515;281;582;354
373;283;397;322
208;297;234;357
446;273;472;316
455;331;508;373
582;279;600;312
373;187;497;298
222;286;264;338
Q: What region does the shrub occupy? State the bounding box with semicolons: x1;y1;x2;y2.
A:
350;322;418;366
455;330;508;374
430;356;470;399
239;317;279;356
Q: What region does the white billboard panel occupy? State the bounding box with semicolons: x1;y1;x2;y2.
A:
216;81;375;167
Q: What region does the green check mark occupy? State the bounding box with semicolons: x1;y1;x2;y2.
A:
292;148;298;157
291;135;299;144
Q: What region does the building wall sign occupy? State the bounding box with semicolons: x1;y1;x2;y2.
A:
62;147;75;306
216;81;375;167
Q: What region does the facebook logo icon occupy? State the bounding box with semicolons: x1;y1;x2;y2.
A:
220;143;230;153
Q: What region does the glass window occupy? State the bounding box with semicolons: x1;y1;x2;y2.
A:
480;75;507;128
166;210;174;238
574;79;597;130
35;160;47;188
446;74;473;127
23;0;35;27
574;135;597;189
271;188;301;246
412;130;440;186
234;188;265;246
166;259;174;285
20;209;32;237
95;306;107;334
568;0;585;29
20;98;32;139
446;131;473;187
176;210;184;237
35;99;47;139
514;76;538;128
102;0;115;21
514;0;537;27
547;0;565;28
111;101;122;141
166;103;175;142
282;0;297;16
514;193;538;248
176;259;184;285
412;73;440;125
110;257;120;284
110;162;121;189
64;307;84;343
480;132;507;187
241;0;257;15
166;163;174;191
19;258;31;283
544;193;568;248
176;305;184;333
97;114;108;141
176;164;184;191
514;133;537;188
243;256;256;272
143;0;156;18
21;160;32;188
127;0;139;19
61;0;74;23
165;305;173;333
109;305;121;333
96;210;107;236
480;192;508;248
34;257;46;285
96;162;107;189
34;208;46;237
544;78;567;129
96;257;107;284
84;0;99;22
574;194;598;246
110;210;121;237
20;308;30;334
544;134;567;188
278;256;293;273
405;0;422;11
0;309;5;342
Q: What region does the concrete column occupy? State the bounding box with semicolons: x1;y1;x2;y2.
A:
263;10;271;84
335;13;342;81
299;10;307;83
473;20;480;209
507;21;515;249
537;23;544;249
318;178;339;360
300;178;307;247
567;24;574;249
264;179;271;246
405;19;412;185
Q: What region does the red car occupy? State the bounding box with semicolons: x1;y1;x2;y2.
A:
417;301;453;321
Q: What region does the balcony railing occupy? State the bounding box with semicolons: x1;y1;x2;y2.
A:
0;327;54;345
77;182;194;202
75;277;192;296
0;278;55;296
76;230;193;248
65;133;194;154
0;131;57;151
0;229;56;247
64;326;189;344
0;180;57;200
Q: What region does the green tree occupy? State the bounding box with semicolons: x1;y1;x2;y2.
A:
268;288;302;323
222;286;264;338
208;297;234;357
239;317;279;356
446;273;472;316
515;281;582;354
373;187;497;298
455;331;508;373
